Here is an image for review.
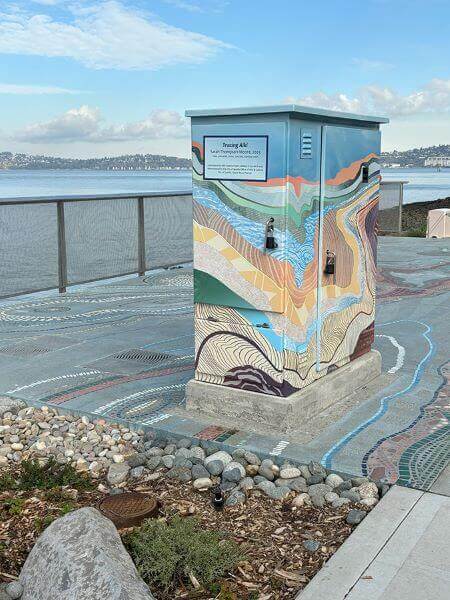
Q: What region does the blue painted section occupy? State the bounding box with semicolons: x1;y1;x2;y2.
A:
321;320;435;469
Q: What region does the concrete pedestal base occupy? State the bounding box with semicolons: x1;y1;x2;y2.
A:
186;350;381;434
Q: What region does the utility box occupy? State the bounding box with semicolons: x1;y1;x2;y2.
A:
185;105;388;430
427;208;450;238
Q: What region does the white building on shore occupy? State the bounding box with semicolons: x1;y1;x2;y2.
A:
424;156;450;167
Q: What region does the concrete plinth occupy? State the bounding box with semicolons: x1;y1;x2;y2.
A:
186;350;381;433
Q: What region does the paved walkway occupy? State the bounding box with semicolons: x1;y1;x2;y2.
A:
297;480;450;600
0;237;449;489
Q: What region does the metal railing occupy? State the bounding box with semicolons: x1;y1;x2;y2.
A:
0;191;192;299
0;181;404;300
378;180;407;234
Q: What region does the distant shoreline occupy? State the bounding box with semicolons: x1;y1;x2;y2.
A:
0;167;191;172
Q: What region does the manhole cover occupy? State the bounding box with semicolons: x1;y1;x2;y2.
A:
98;492;158;528
0;335;77;357
114;349;174;364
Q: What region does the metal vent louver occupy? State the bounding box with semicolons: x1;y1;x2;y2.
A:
300;130;313;159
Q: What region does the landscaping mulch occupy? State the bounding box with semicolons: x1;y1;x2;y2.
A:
0;469;361;599
126;477;356;599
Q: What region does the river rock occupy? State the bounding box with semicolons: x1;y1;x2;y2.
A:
341;489;361;503
309;461;326;477
358;482;379;499
174;448;191;459
166;466;192;482
360;497;378;507
243;451;261;465
191;463;209;480
308;483;332;498
19;508;154;599
280;477;307;492
161;455;174;469
299;464;311;480
324;491;339;504
346;509;367;525
205;460;225;476
279;467;301;479
193;477;213;490
146;456;161;471
307;473;325;485
352;476;369;487
292;492;311;507
225;490;246;506
176;438;192;449
332;497;351;508
239;477;254;491
204;451;232;467
220;481;237;492
189;446;206;461
245;464;259;477
5;581;24;599
222;461;246;482
106;463;130;486
303;539;320;553
336;480;353;493
325;473;344;488
127;453;147;468
258;459;275;481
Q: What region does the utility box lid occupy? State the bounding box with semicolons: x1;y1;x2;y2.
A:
186;104;389;125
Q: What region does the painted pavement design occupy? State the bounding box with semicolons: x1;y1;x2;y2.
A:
0;237;448;490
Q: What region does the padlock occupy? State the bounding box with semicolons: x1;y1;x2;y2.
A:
265;217;278;250
324;250;335;275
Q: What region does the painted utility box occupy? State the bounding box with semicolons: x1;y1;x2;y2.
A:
186;105;388;398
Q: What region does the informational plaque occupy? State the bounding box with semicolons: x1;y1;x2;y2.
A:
203;135;268;181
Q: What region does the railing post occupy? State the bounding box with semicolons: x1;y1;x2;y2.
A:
398;183;403;234
137;196;146;276
57;201;67;293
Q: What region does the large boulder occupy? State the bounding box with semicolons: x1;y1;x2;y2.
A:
19;507;154;600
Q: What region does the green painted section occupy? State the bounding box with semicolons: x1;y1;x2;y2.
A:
194;269;255;310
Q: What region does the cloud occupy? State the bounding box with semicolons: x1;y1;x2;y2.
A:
285;79;450;117
162;0;203;12
0;83;84;94
31;0;61;5
0;1;230;70
162;0;230;12
352;58;394;71
14;105;189;143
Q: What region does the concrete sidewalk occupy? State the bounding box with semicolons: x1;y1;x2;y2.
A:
297;483;450;600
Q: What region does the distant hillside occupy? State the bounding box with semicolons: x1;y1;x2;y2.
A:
381;144;450;168
0;152;191;171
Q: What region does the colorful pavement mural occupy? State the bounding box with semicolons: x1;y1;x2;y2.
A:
191;122;381;396
0;237;448;490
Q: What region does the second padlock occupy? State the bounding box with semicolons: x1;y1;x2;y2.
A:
324;250;335;275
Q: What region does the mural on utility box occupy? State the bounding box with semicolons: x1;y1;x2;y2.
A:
191;121;380;397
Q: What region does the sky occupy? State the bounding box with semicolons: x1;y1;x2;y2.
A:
0;0;449;158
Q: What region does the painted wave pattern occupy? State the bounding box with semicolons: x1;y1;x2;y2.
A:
192;145;379;396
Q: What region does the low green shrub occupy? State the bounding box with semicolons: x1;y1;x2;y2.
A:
0;457;94;492
126;516;243;595
405;225;426;237
2;497;26;516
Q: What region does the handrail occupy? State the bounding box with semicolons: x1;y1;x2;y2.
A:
0;190;192;205
0;190;194;299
